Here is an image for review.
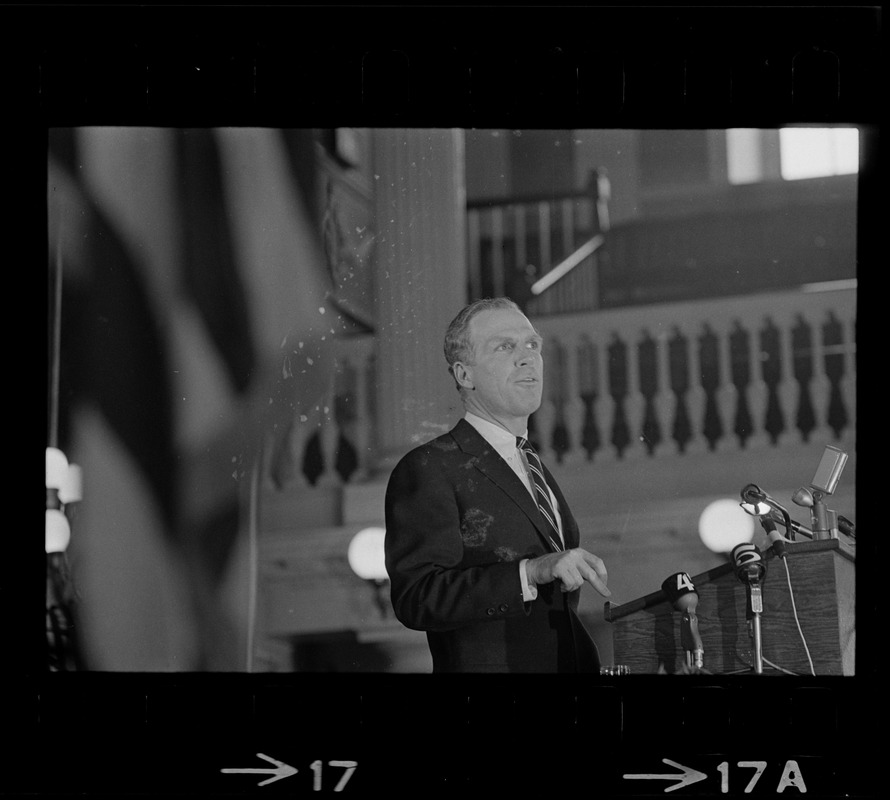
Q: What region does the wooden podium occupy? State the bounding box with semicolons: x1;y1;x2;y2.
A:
604;539;856;676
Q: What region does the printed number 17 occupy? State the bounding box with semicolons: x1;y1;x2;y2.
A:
310;760;358;792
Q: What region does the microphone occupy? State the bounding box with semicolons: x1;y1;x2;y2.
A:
764;508;813;539
661;572;704;670
731;543;766;674
740;484;796;540
759;516;787;560
731;542;767;585
741;483;766;504
792;486;856;539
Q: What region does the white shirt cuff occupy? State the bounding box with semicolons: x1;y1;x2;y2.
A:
519;558;538;601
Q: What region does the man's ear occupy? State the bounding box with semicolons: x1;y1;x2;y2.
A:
452;362;474;391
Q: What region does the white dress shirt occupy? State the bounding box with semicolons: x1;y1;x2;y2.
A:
464;413;564;601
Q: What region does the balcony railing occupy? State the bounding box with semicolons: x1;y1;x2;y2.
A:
467;173;856;317
466;171;609;314
262;333;378;495
528;282;856;465
262;282;854;494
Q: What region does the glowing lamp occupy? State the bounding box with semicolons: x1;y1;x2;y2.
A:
46;508;71;553
698;498;755;554
347;527;388;582
58;464;83;505
46;447;69;490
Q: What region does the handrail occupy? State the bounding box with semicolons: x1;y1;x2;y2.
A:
466;185;593;210
530;234;605;296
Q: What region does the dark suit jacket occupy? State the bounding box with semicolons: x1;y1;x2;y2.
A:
384;418;600;673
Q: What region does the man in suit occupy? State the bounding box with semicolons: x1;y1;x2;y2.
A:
384;297;611;673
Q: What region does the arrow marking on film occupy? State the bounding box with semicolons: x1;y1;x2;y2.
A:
623;758;708;792
221;753;298;786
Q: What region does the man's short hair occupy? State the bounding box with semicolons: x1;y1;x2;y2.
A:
443;297;521;391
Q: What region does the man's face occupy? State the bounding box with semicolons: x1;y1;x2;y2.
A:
461;307;544;428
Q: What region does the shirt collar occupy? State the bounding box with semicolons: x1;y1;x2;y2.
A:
464;412;527;452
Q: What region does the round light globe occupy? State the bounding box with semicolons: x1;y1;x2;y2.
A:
59;464;83;505
46;447;69;490
46;508;71;553
347;527;388;582
698;498;755;554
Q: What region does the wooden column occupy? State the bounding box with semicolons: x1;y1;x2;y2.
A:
371;129;468;466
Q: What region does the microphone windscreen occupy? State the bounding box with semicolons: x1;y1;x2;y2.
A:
661;572;697;608
731;542;766;581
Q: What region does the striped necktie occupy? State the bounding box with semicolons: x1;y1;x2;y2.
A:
517;437;564;552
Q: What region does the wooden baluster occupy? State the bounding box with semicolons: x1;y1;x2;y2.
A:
561;333;584;465
668;326;693;454
791;314;817;443
729;319;754;449
654;327;674;455
698;322;725;452
598;331;617;463
624;327;643;459
715;321;737;453
822;310;850;440
300;414;325;487
745;316;769;450
548;337;571;464
808;310;829;440
577;334;601;461
777;311;798;447
637;329;662;456
333;358;359;483
685;322;705;454
758;316;786;447
607;332;631;459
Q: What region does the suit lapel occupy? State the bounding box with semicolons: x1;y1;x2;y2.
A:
450;419;563;550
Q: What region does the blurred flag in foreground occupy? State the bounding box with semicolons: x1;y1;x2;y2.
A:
48;127;339;670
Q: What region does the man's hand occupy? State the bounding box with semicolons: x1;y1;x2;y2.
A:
526;548;611;597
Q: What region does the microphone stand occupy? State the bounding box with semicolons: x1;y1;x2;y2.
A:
732;543;767;675
765;509;813;540
677;596;704;671
746;575;764;675
802;489;848;541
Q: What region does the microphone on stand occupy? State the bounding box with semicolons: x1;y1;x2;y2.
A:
792;445;851;541
740;483;767;505
731;542;767;674
740;484;796;540
732;542;767;584
792;486;856;540
661;572;704;671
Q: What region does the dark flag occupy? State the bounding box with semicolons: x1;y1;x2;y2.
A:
48;127;337;670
